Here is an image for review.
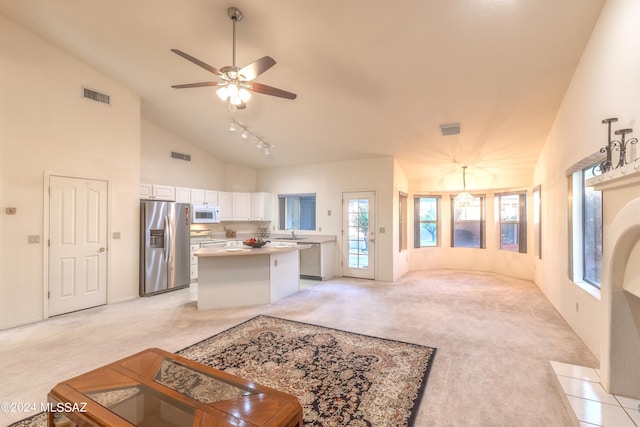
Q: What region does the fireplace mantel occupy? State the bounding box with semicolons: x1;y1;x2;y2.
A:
588;158;640;399
587;159;640;191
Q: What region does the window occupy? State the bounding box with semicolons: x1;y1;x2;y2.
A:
414;196;439;247
583;167;602;286
399;192;408;251
278;193;316;230
568;162;602;288
496;192;527;253
451;195;485;248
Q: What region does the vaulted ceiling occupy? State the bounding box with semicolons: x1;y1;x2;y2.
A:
0;0;604;187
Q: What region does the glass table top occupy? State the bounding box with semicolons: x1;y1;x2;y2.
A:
85;356;259;426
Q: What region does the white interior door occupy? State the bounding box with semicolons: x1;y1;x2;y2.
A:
49;176;108;316
342;191;375;279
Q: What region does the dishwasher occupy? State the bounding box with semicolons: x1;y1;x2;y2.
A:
299;242;321;279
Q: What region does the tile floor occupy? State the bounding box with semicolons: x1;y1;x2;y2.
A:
551;361;640;426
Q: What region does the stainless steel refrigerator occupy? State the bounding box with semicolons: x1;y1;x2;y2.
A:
140;201;191;296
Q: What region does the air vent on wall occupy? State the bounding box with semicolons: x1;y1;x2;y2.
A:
440;123;461;136
82;87;110;105
171;151;191;161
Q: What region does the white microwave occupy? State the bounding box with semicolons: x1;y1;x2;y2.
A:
192;205;221;223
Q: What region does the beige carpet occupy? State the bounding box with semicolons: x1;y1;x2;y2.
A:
0;270;596;426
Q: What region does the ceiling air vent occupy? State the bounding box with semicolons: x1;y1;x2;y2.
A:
171;151;191;162
440;123;461;136
82;87;110;105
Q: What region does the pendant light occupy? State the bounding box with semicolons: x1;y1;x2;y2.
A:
455;166;476;207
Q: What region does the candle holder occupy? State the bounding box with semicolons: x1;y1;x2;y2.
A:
614;128;638;168
596;118;618;174
594;118;637;175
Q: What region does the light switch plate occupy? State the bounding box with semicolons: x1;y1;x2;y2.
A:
113;232;121;239
6;207;16;215
28;235;40;244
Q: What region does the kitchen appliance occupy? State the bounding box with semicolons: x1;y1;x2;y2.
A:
192;204;221;223
140;201;191;296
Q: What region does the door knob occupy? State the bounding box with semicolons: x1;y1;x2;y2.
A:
98;247;106;253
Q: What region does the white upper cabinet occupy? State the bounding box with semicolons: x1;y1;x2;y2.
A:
191;189;218;205
175;187;191;203
232;192;251;221
218;191;232;221
140;184;175;201
141;185;271;223
251;192;272;221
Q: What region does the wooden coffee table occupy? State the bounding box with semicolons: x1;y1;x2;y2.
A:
47;347;303;426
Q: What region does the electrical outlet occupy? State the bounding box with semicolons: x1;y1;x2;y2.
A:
327;210;332;216
28;235;40;244
6;207;16;215
113;232;121;239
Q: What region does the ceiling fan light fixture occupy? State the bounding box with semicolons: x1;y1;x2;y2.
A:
239;88;251;102
216;86;229;101
227;83;239;98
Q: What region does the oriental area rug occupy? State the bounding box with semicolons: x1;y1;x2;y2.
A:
10;315;436;427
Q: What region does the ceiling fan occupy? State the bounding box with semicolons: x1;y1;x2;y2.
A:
170;6;297;110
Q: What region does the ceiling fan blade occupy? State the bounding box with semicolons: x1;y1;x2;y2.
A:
239;56;276;81
171;82;220;89
249;82;297;100
171;49;223;76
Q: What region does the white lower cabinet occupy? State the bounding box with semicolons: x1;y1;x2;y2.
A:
190;244;200;282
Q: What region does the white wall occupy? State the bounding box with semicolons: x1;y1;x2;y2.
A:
141;119;257;192
393;159;410;280
257;157;398;281
0;14;141;329
532;0;640;359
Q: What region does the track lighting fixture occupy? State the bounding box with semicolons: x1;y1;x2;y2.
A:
227;120;274;156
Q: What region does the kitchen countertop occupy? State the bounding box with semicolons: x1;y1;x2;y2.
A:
269;234;336;244
195;244;310;257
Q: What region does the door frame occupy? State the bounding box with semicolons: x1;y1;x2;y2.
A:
43;171;111;319
341;189;377;280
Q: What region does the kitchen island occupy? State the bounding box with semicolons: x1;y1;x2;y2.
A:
194;244;309;310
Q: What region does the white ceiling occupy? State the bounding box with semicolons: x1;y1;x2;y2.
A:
0;0;604;186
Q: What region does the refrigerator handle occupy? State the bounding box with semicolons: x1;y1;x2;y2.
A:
164;215;172;263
